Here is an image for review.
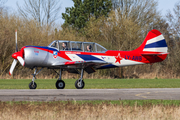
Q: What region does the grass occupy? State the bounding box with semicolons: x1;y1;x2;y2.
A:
1;100;180;120
7;100;180;106
0;78;180;89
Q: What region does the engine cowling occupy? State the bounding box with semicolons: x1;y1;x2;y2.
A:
24;47;48;68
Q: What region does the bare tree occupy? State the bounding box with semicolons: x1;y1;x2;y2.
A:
17;0;61;26
89;0;161;50
166;1;180;37
0;0;7;17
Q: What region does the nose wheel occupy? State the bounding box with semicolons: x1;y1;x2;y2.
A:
29;67;43;89
29;81;37;89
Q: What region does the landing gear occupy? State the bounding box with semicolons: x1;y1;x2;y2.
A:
75;79;85;89
75;69;85;89
55;69;65;89
29;81;37;89
56;80;65;89
29;67;85;89
29;67;43;89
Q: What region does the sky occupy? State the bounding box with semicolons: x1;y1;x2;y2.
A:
4;0;179;25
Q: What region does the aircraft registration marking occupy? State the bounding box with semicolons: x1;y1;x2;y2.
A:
125;55;142;61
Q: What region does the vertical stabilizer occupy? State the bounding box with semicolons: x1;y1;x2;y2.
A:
135;29;168;53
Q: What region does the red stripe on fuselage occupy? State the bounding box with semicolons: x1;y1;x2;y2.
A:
25;46;72;60
61;50;167;63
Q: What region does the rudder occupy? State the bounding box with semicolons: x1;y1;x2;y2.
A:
135;29;168;53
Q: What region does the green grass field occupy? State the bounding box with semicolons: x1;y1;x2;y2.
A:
0;78;180;89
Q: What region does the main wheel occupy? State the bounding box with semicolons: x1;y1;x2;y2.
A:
56;80;65;89
29;81;37;89
75;79;85;89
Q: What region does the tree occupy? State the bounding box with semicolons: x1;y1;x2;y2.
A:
166;1;180;37
84;0;163;78
165;2;180;74
62;0;112;31
85;0;161;50
17;0;61;26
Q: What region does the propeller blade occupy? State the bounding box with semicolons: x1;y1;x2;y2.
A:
17;56;25;66
15;29;18;52
9;59;18;75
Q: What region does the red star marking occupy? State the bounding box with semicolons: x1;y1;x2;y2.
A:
115;53;123;64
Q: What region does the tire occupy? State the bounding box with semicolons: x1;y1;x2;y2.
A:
56;80;65;89
75;79;85;89
29;81;37;89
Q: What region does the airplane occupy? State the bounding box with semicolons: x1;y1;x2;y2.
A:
9;29;168;89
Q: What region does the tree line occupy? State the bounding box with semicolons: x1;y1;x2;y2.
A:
0;0;180;79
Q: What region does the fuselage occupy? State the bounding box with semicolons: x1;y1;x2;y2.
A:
21;45;167;69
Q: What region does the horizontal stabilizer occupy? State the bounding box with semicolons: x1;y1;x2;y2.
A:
141;52;169;56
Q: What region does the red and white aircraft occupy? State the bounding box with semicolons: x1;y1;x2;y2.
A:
9;29;168;89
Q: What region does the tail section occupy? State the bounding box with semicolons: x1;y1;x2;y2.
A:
135;29;168;53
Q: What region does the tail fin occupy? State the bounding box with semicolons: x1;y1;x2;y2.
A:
135;29;168;53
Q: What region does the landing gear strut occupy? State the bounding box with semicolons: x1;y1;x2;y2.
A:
29;67;43;89
55;69;65;89
75;69;85;89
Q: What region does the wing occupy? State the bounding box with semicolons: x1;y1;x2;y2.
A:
52;60;110;74
52;60;109;67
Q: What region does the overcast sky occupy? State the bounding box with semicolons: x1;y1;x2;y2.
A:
4;0;178;25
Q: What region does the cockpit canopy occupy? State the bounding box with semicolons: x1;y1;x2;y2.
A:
48;40;107;53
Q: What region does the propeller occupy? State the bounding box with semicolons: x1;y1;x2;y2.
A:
15;29;18;52
9;59;17;75
9;30;25;75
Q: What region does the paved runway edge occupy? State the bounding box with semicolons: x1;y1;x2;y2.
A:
0;88;180;101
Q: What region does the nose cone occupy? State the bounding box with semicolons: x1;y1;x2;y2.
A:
12;47;25;59
12;52;18;59
12;50;24;59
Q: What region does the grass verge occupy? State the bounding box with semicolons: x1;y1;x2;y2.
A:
1;100;180;120
0;78;180;89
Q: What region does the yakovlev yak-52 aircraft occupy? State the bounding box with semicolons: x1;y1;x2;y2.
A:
9;29;168;89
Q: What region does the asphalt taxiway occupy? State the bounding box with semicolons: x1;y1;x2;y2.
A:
0;88;180;101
